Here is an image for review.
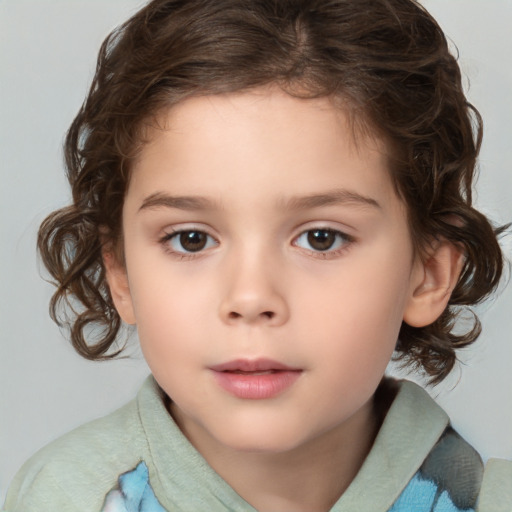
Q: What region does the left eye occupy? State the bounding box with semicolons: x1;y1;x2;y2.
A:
165;230;217;253
294;229;350;252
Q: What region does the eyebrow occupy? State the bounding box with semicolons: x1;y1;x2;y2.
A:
138;189;381;213
281;189;381;211
139;193;219;212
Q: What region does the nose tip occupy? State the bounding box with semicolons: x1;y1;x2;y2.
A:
218;251;289;327
219;286;288;327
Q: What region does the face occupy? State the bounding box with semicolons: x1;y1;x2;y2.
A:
113;87;426;454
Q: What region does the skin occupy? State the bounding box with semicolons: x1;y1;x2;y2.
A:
105;86;462;511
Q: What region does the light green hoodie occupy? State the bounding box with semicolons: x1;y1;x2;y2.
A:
3;377;511;511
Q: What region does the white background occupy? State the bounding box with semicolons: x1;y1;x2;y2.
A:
1;0;511;502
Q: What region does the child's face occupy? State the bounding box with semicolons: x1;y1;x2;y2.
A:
112;86;426;453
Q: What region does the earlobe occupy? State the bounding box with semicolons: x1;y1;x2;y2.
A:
103;250;136;325
403;241;464;328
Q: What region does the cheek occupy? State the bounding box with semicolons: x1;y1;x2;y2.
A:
127;261;226;377
294;251;412;368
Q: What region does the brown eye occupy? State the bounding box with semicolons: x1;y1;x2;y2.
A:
307;230;336;251
180;231;207;252
294;228;351;253
164;230;217;254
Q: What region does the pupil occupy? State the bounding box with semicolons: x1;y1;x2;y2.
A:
308;230;335;251
180;231;207;252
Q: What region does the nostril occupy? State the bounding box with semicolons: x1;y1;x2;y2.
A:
227;311;275;320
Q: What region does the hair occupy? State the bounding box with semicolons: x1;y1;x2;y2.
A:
38;0;507;384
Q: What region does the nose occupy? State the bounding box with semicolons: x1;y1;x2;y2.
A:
218;253;289;327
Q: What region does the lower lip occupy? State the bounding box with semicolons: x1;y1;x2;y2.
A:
212;370;302;399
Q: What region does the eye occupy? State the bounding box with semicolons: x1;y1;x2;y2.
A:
162;230;218;253
294;228;351;253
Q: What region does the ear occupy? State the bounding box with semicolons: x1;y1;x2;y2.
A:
103;249;136;325
403;241;464;328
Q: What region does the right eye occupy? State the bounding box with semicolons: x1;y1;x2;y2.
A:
293;228;352;253
161;230;218;254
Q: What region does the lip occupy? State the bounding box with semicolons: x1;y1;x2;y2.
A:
210;358;302;400
210;358;299;373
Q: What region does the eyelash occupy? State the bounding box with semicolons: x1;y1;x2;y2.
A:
159;229;219;260
159;227;354;260
292;228;354;259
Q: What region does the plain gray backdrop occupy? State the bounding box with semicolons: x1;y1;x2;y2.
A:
1;0;511;502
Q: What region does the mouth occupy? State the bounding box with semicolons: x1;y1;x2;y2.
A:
210;358;300;373
225;370;279;375
209;359;303;400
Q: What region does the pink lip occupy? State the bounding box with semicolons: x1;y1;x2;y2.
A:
210;358;299;373
210;359;302;400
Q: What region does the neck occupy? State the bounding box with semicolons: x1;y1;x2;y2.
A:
170;396;380;512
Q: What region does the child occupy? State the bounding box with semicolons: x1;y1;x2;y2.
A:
3;0;511;510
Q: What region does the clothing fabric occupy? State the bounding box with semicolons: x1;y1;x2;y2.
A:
3;376;511;511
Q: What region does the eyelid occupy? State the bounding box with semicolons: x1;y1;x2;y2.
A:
292;225;355;257
291;221;355;241
159;225;219;256
160;223;218;239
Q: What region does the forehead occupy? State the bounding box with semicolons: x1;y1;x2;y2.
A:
148;87;385;157
128;87;400;214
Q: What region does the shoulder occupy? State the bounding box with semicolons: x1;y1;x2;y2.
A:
397;381;484;510
3;381;153;512
387;380;512;511
394;433;512;512
417;425;483;508
477;458;512;511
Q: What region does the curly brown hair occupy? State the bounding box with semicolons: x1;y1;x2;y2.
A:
38;0;507;384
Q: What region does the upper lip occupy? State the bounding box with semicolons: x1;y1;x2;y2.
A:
210;358;301;372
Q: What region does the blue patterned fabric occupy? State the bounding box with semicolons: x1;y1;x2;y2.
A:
389;474;472;511
102;462;166;512
101;426;482;511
